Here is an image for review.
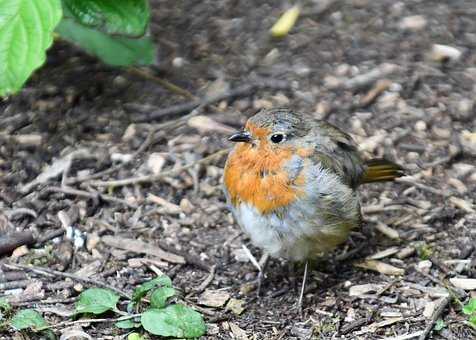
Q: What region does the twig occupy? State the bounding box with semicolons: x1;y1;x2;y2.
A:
88;148;229;188
38;313;141;331
194;265;216;294
4;263;131;299
129;67;195;99
418;295;450;340
65;128;157;185
45;186;137;208
396;178;449;197
0;232;35;256
133;78;291;123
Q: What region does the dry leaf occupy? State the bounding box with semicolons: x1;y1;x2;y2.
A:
199;289;230;308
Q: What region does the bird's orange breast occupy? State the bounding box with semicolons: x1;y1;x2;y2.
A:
224;142;307;215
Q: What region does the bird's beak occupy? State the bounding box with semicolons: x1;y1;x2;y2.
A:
228;131;252;143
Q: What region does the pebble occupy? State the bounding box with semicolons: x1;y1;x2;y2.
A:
430;44;462;63
460;130;476;156
147;153;166;175
399;15;427;31
172;57;185;68
417;260;432;274
414;120;427;132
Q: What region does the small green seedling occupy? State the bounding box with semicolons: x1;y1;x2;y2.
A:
7;274;206;339
462;298;476;328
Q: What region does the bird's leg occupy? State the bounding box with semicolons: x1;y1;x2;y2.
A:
257;252;269;297
298;260;309;313
241;245;269;297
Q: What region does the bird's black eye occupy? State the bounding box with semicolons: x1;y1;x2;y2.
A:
270;133;285;143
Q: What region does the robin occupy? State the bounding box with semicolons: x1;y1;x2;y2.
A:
223;108;404;308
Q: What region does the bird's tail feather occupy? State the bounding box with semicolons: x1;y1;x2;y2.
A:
361;159;404;184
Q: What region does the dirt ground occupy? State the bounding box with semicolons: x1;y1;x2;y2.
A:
1;0;476;339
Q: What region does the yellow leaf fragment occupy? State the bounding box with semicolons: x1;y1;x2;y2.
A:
270;5;301;38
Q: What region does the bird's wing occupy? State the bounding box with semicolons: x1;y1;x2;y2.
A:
310;121;366;188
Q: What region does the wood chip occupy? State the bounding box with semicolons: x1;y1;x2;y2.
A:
367;247;400;260
147;193;182;215
449;277;476;290
449;196;475;213
349;283;385;297
188;115;235;135
101;235;185;264
226;298;246;315
199;289;230;308
355;260;405;276
375;222;400;239
396;247;415;259
229;322;249;340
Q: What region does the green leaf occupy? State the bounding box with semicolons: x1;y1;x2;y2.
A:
0;0;62;96
75;288;120;315
115;318;138;329
469;315;476;327
150;287;176;309
132;275;173;302
10;309;48;331
434;319;445;331
56;17;155;66
63;0;150;37
0;298;11;312
463;298;476;316
128;333;146;340
141;305;206;338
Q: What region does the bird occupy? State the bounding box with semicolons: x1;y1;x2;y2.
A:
223;108;404;309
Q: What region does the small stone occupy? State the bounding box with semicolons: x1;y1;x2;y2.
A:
86;232;100;252
147;153;166;175
399;15;427;31
122;124;137;142
336;64;350;76
172;57;185;68
111;153;133;163
414;120;427;132
417;260;432;274
199;289;230;308
460;130;476;156
431;44;462;63
179;198;195;214
73;283;84;292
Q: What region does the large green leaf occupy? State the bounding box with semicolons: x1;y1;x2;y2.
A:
63;0;150;37
56;16;156;66
75;288;120;315
0;0;62;96
141;305;206;338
